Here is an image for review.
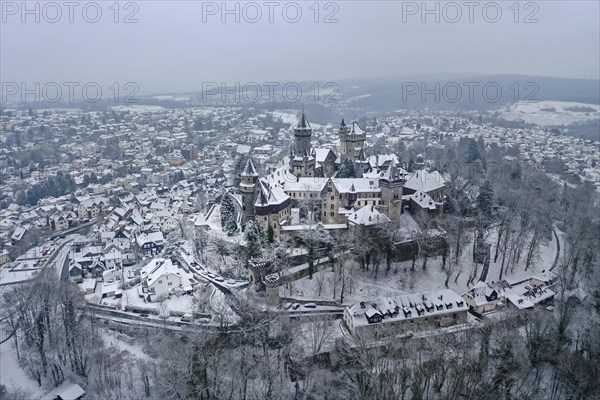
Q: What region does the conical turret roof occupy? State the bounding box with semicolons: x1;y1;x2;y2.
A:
241;158;259;177
297;110;310;129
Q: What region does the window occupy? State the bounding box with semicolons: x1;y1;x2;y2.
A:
330;204;334;209
158;280;162;284
168;282;172;286
330;212;334;216
330;196;334;200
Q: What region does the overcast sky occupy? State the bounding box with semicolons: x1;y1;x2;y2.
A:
2;1;599;95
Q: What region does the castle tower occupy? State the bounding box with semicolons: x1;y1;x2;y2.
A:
247;258;272;284
240;158;259;226
339;119;366;163
346;121;366;162
294;109;312;157
290;109;315;177
378;160;406;221
264;273;281;306
339;118;348;158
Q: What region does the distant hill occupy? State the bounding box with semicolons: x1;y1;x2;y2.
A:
334;75;600;113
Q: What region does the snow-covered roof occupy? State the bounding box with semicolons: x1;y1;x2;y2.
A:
347;205;390;226
464;281;509;307
283;177;329;192
40;383;85;400
333;178;380;193
367;154;399;169
136;231;164;246
255;182;290;207
313;148;335;163
409;190;437;211
505;282;555;310
404;170;446;194
346;289;467;328
141;257;182;287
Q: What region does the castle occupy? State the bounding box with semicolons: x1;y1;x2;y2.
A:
239;110;445;240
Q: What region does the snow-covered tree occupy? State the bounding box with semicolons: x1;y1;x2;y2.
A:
477;179;494;223
244;220;267;258
220;193;238;235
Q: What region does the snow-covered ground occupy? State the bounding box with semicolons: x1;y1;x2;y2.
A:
272;110;299;126
0;269;39;285
272;109;323;129
285;225;559;305
210;286;239;325
203;204;245;245
0;339;44;397
497;101;599;126
98;327;153;361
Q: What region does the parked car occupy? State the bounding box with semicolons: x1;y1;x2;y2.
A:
214;277;224;282
304;303;317;308
292;303;301;310
181;313;194;322
283;302;293;310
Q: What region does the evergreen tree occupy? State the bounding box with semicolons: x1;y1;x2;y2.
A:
465;139;482;164
232;156;246;190
510;163;522;184
225;216;237;236
477;180;494;223
220;194;238;235
407;154;415;172
244;220;267;257
338;158;356;178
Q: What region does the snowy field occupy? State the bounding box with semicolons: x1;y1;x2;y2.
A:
272;110;301;126
272;110;323;129
497;101;599;126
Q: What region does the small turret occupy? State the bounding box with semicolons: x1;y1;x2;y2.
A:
264;273;281;306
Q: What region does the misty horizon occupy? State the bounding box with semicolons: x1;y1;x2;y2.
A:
2;1;599;95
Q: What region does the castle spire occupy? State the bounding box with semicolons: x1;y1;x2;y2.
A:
241;158;259;177
297;107;310;129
